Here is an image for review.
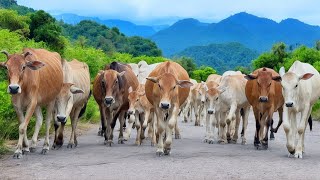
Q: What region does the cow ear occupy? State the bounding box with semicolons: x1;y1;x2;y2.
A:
70;86;84;94
217;86;226;94
26;61;45;70
118;71;126;77
279;67;285;77
177;80;193;88
128;86;133;93
204;83;209;91
300;73;314;80
244;74;257;80
146;76;159;84
272;75;282;82
0;62;6;68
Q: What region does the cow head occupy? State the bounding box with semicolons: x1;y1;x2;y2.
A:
55;83;84;123
147;73;193;110
0;50;45;94
127;86;145;115
245;68;281;103
198;82;207;104
101;69;126;107
204;81;221;115
279;67;313;108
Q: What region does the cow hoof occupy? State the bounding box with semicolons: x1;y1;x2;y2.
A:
118;139;125;144
29;147;37;153
67;143;75;149
104;140;113;146
241;141;246;145
203;139;208;143
52;143;62;150
13;152;23;159
218;140;226;145
164;148;171;155
22;149;30;155
230;139;237;144
41;149;48;155
208;139;214;144
175;134;181;139
151;142;155;147
135;141;141;146
156;150;164;157
295;152;303;159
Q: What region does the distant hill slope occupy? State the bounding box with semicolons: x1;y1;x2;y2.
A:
54;13;168;37
152;12;320;56
174;42;258;73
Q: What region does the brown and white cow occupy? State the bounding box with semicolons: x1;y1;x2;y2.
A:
245;68;283;149
279;61;320;158
145;61;193;156
93;62;139;146
126;84;156;146
0;48;63;158
191;82;207;126
52;59;91;149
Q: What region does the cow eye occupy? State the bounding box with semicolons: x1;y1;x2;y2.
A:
136;99;139;102
295;84;298;88
115;80;118;84
158;84;161;89
172;86;176;90
22;65;26;71
216;97;218;100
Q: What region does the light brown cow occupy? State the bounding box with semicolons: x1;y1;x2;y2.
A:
145;61;193;156
93;62;139;146
126;84;156;146
191;82;207;126
180;79;197;123
245;68;283;149
0;48;63;158
52;59;91;149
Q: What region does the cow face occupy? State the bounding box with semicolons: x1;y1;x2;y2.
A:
147;73;193;110
279;67;313;108
197;82;207;104
127;87;145;115
245;68;281;103
55;83;84;123
102;70;125;107
0;51;45;94
205;87;221;115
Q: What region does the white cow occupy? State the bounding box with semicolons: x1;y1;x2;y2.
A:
222;70;242;76
279;61;320;158
137;61;161;84
211;75;250;144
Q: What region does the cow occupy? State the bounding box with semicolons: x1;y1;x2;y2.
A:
191;82;207;126
180;79;197;123
279;61;320;158
93;62;139;146
203;74;221;143
145;61;193;156
128;63;139;76
126;84;156;146
222;71;242;76
52;59;91;149
245;68;283;150
0;48;63;158
208;75;251;144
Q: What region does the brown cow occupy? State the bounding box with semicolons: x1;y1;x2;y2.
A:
145;61;193;156
245;68;283;150
93;62;139;146
0;48;63;158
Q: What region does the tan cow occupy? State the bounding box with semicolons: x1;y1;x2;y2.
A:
0;48;63;158
245;68;283;150
52;59;91;149
93;62;139;146
145;61;193;156
180;79;197;123
191;82;207;126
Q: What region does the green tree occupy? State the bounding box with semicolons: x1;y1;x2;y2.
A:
175;57;196;76
0;9;30;38
191;66;217;82
316;40;320;51
29;10;65;53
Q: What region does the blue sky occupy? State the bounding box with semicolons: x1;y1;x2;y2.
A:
17;0;320;25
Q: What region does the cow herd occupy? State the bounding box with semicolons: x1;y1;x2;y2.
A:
0;48;319;159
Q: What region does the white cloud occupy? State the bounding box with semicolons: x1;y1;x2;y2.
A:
17;0;320;25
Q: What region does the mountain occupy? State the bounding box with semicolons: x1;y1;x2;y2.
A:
54;13;167;37
174;42;259;73
151;12;320;56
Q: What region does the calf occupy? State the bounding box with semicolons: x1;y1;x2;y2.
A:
245;68;283;149
279;61;320;158
191;82;207;126
93;62;139;146
0;48;63;158
145;61;193;156
180;79;197;123
52;59;91;149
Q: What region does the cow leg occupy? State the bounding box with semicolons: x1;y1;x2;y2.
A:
261;112;273;150
231;110;241;144
203;113;211;143
164;106;179;155
117;111;125;144
218;112;227;144
41;102;54;155
156;109;165;156
295;107;311;158
135;112;142;145
151;112;157;146
199;104;205;127
174;119;181;139
54;121;65;149
14;105;29;155
104;109;113;146
124;114;135;140
253;109;261;148
241;107;250;145
13;100;37;159
194;103;200;126
28;106;43;152
147;111;153;139
270;107;283;140
98;105;105;136
68;107;81;148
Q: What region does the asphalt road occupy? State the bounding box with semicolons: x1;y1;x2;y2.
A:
1;112;320;180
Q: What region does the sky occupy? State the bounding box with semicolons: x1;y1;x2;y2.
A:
17;0;320;26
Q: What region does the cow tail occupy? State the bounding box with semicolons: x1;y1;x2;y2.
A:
78;90;92;119
308;115;313;131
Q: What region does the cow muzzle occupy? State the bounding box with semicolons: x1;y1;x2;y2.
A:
8;84;21;94
259;96;268;102
285;102;294;107
127;110;134;115
104;97;114;106
207;109;215;114
57;115;67;123
160;102;170;110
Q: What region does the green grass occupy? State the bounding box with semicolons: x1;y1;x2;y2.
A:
312;100;320;121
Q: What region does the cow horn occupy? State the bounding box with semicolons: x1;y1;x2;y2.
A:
24;51;32;58
1;50;9;58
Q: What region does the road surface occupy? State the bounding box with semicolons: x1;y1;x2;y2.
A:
1;112;320;180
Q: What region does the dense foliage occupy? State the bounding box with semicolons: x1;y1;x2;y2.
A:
175;42;258;74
